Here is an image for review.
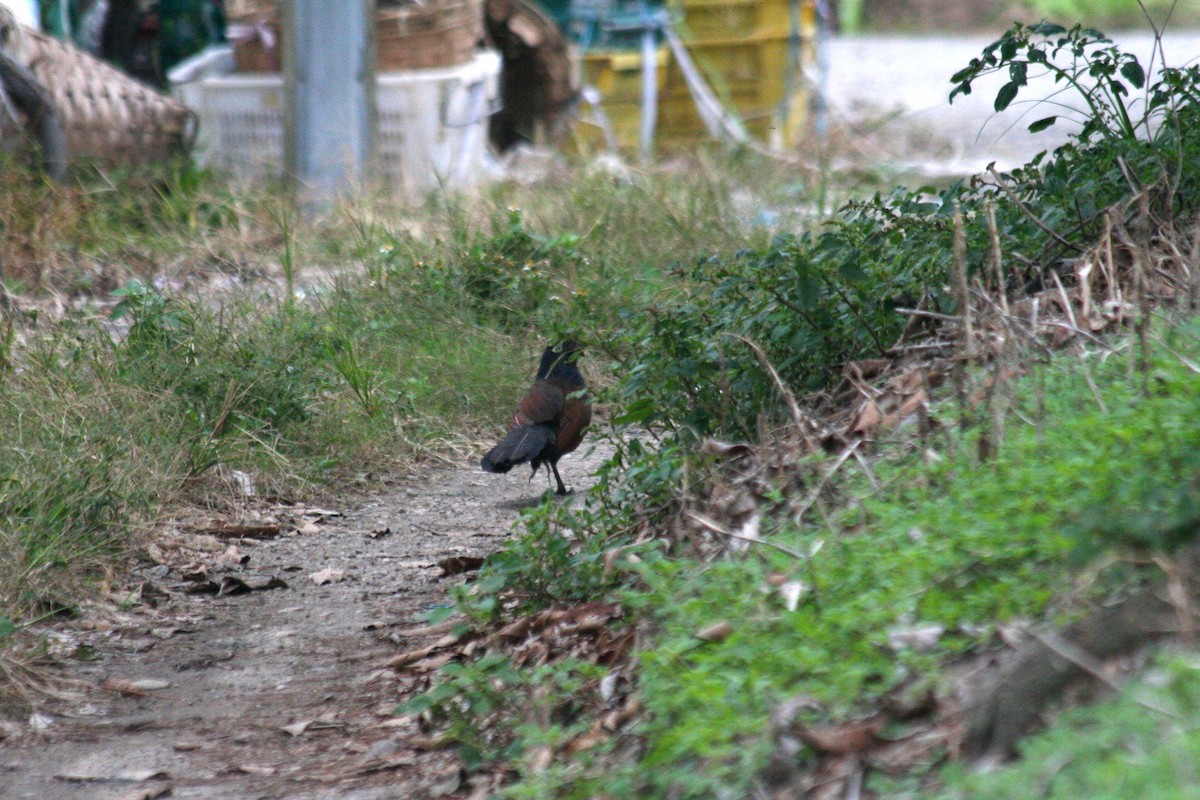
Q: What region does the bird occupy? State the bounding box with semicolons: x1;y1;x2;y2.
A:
481;342;592;496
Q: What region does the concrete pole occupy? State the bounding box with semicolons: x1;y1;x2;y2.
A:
283;0;376;199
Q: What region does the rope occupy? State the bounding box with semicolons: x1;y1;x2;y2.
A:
662;21;750;145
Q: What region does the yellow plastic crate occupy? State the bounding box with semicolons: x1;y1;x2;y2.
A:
655;0;813;149
673;0;799;39
657;88;804;148
663;32;794;100
583;46;669;103
576;46;671;152
657;32;805;148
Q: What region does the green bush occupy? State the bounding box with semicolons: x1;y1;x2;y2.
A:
608;24;1200;441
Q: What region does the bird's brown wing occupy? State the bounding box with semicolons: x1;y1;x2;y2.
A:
513;381;565;428
553;392;592;456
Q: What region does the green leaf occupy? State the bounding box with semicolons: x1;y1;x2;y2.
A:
838;261;868;282
995;82;1020;112
0;618;15;639
613;398;657;426
1120;61;1146;89
1030;21;1066;35
459;743;486;771
424;605;456;624
1028;116;1058;133
1009;61;1028;86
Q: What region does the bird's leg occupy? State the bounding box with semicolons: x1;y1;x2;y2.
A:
550;462;571;496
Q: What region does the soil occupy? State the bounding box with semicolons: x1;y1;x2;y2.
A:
0;443;613;800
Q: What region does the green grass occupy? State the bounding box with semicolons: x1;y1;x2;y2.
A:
0;149;808;632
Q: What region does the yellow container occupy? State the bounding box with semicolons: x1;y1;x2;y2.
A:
567;0;814;153
657;89;800;147
673;0;796;39
583;46;669;103
656;0;814;150
658;31;806;148
574;46;671;153
663;32;792;99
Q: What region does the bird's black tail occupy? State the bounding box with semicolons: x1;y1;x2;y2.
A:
481;424;556;473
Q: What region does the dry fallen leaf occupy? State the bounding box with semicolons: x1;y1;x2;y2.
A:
847;399;884;440
799;716;887;755
694;621;734;643
778;581;807;612
887;624;945;652
844;359;889;381
309;568;346;586
527;745;554;773
564;725;608;755
100;681;151;695
234;764;276;776
296;520;322;536
281;720;312;737
699;440;754;459
217;545;249;566
150;627;190;640
55;769;170;783
116;784;172;800
188;574;288;596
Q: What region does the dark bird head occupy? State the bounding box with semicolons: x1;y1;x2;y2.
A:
537;341;584;382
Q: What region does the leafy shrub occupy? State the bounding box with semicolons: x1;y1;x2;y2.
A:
403;653;605;770
610;24;1200;441
615;188;956;439
447;208;584;330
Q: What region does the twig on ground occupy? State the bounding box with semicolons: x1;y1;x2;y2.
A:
986;200;1010;316
729;334;818;449
1152;554;1195;648
685;511;804;560
988;166;1083;253
793;443;858;526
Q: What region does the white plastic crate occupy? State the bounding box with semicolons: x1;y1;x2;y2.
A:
173;50;502;193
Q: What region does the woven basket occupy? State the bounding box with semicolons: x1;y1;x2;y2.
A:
228;18;280;72
22;29;196;165
231;0;483;73
378;0;483;70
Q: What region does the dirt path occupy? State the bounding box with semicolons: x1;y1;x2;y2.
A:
1;443;612;800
